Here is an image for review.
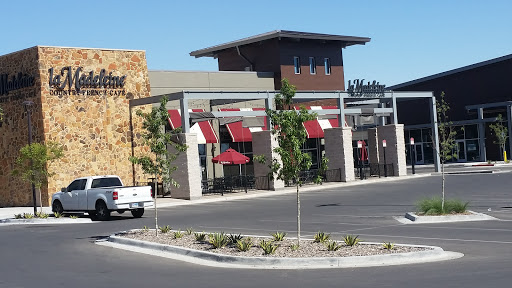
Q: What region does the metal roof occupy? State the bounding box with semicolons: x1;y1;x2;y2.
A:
190;30;371;58
389;53;512;90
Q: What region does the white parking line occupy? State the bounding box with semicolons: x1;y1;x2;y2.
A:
352;233;512;245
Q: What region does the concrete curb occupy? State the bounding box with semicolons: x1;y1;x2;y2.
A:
100;233;463;269
430;170;496;175
0;216;92;225
401;210;498;224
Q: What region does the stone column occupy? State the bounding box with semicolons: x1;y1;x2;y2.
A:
376;124;407;176
324;127;355;182
169;133;202;200
252;130;284;190
367;128;379;165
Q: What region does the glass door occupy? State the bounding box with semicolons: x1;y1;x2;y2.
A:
456;140;466;162
414;143;424;164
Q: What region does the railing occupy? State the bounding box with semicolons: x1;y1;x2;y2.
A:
202;175;255;195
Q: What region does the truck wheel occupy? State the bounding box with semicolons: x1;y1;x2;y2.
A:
88;211;97;220
131;208;144;218
52;201;64;214
95;201;111;221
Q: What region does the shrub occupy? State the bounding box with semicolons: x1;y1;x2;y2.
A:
259;239;278;255
290;243;300;251
159;225;171;233
173;230;184;239
53;212;62;218
194;232;207;242
325;240;342;251
228;234;243;244
186;227;194;235
23;213;34;219
36;211;49;219
271;231;287;241
313;231;330;243
343;235;361;246
236;238;253;252
382;242;395;250
417;197;469;215
14;214;23;219
209;232;229;249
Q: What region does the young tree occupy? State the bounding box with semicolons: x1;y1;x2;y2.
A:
12;142;64;212
0;106;3;121
489;114;508;161
259;79;328;246
435;92;457;212
129;96;187;235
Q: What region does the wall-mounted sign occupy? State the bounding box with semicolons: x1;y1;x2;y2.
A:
0;72;36;96
347;79;386;98
48;67;127;96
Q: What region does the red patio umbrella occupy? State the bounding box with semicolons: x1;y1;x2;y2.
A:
212;148;250;165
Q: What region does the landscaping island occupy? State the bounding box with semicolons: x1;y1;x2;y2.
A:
101;229;464;269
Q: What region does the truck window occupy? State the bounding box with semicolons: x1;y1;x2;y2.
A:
68;179;87;191
91;177;123;188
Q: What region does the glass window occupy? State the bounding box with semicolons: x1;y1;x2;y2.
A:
91;177;122;188
466;139;480;161
409;129;421;143
294;56;301;74
324;58;331;75
455;126;464;140
309;57;316;74
67;180;82;191
464;124;478;139
421;128;432;143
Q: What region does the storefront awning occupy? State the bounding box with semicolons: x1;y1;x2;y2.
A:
219;108;268;142
167;109;219;144
296;106;346;138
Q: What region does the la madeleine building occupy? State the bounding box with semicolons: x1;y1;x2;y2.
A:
1;31;432;207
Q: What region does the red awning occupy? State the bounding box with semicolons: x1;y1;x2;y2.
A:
296;106;345;138
167;109;219;144
220;108;268;142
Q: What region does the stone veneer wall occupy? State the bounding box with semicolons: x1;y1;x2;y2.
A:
0;46;152;207
0;47;43;206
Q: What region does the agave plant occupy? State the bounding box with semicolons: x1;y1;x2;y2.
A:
159;225;172;233
343;235;361;247
194;232;207;242
236;238;254;252
228;234;243;244
259;239;279;255
313;231;330;243
325;240;342;251
382;242;395;250
209;232;229;249
271;231;287;241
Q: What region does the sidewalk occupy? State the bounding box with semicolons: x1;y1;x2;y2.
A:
0;173;432;221
3;162;507;222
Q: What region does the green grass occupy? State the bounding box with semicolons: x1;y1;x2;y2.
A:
416;197;469;215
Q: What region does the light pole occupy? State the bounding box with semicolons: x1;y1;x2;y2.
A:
382;139;387;177
23;100;37;214
410;137;416;175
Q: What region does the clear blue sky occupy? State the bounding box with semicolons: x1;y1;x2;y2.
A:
2;0;510;86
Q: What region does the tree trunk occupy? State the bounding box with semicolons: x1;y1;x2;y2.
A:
296;183;300;247
154;177;158;236
441;162;445;213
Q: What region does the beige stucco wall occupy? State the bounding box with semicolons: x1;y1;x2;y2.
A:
1;46;152;207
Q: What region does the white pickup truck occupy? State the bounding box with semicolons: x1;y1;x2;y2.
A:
51;175;154;220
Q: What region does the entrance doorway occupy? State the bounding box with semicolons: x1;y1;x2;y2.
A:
455;140;467;162
414;143;424;164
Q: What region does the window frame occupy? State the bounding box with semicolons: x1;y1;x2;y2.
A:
293;56;301;74
324;58;331;75
309;57;316;75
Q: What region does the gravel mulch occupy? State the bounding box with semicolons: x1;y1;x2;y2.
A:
120;230;429;258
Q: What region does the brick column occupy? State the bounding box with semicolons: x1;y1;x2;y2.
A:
168;133;202;200
324;127;355;182
367;128;379;164
252;131;284;190
376;124;407;176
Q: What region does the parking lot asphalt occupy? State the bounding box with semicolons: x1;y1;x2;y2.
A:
1;165;512;288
